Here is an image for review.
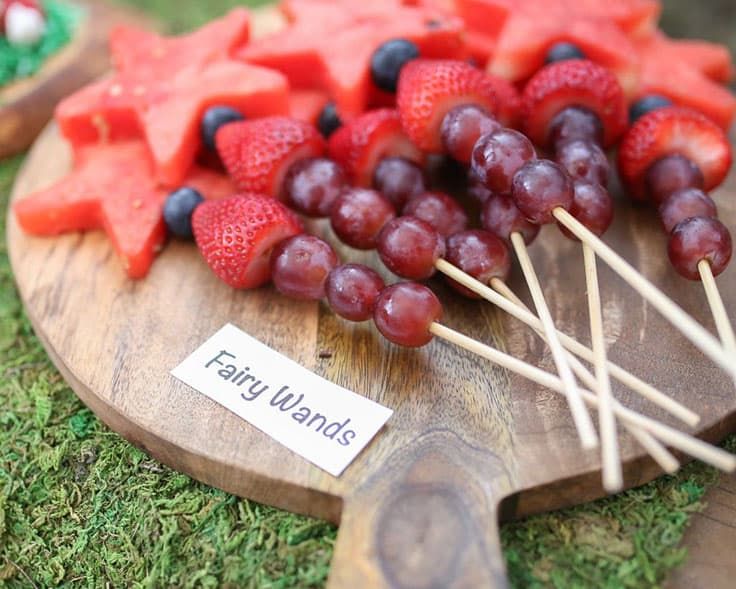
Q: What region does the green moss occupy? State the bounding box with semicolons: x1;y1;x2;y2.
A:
0;1;82;89
0;0;734;586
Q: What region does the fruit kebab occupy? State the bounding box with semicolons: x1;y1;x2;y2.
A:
207;105;706;477
504;57;736;382
618;105;735;360
185;194;730;476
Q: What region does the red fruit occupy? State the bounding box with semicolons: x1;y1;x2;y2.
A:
238;0;465;118
13;141;233;279
54;10;290;187
289;89;330;124
328;109;422;186
0;0;44;33
521;59;627;149
633;33;736;130
397;59;501;152
216;116;326;197
192;193;303;289
618;107;732;200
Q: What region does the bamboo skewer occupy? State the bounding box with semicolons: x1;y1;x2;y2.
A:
698;259;736;363
554;208;735;380
429;322;736;472
583;243;622;492
509;231;598;449
434;259;699;426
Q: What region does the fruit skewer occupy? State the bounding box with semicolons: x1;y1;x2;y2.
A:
618;106;736;368
514;59;736;382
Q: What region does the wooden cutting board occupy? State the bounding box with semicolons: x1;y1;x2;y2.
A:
6;7;736;586
0;0;150;158
8;124;736;588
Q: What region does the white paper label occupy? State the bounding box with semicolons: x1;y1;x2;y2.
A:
171;323;393;476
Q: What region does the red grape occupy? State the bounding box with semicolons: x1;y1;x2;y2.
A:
659;188;718;234
377;216;446;280
283;158;346;217
373;282;443;347
559;181;614;240
481;193;540;245
511;159;573;224
555;139;610;186
373;157;426;209
548;106;604;148
440;104;501;164
330;188;396;249
270;235;339;300
444;230;511;298
645;154;704;204
403;191;469;237
471;128;536;195
668;216;732;280
326;263;385;321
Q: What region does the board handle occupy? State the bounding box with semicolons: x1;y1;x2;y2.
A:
327;433;511;588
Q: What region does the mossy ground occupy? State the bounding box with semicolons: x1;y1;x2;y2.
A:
1;1;734;587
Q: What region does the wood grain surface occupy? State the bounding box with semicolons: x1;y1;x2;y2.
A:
0;0;150;159
8;123;736;588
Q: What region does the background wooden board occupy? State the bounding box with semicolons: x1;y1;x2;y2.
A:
8;123;736;587
0;0;150;159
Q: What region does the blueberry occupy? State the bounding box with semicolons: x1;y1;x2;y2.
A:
629;95;673;124
371;39;420;93
201;106;244;152
545;42;586;64
163;187;205;239
317;102;343;138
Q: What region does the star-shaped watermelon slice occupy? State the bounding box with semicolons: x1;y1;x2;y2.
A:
457;0;648;95
237;0;465;118
13;141;235;279
633;32;736;130
55;10;290;186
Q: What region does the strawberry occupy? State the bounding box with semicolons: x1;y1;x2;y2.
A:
520;59;627;148
396;59;501;152
618;106;732;200
485;74;521;129
215;116;326;198
328;108;422;186
192;193;303;289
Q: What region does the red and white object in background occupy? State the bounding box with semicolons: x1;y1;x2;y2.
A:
1;0;45;46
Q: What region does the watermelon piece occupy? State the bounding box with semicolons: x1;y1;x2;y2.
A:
109;8;251;77
237;0;465;118
289;89;330;124
634;33;736;130
13;142;235;279
456;0;645;94
56;61;289;186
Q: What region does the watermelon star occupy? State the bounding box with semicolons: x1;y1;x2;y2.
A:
237;0;465;119
13;141;235;279
56;10;290;186
633;32;736;130
457;0;651;95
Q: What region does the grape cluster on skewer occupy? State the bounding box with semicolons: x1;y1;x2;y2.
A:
162;39;736;488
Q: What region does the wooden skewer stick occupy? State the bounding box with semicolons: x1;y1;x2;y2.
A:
434;259;700;426
509;231;598;449
554;207;735;380
583;243;623;492
429;322;736;472
698;259;736;361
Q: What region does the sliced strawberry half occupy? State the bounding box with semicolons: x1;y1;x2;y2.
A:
328;108;423;186
216;116;326;198
520;59;627;148
397;59;501;152
618;106;733;200
192;193;303;289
